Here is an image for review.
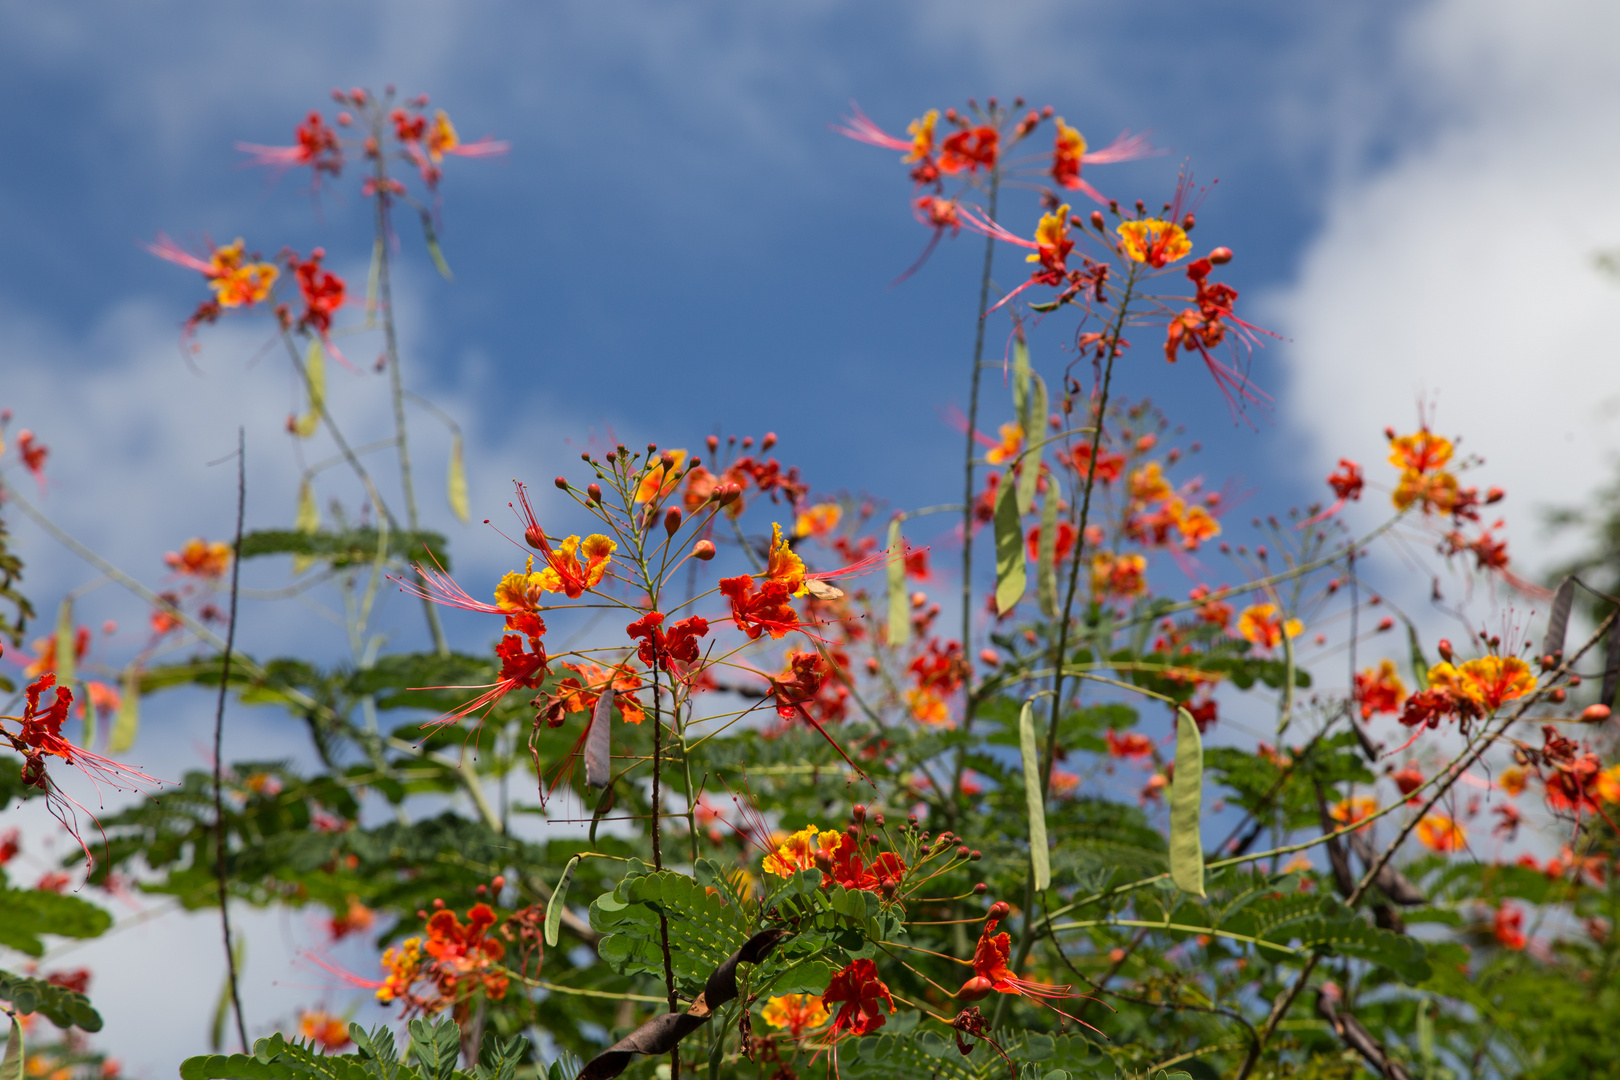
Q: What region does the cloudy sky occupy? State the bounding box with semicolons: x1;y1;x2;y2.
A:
3;0;1619;1072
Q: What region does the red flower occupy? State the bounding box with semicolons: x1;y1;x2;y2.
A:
1106;729;1154;759
827;833;906;894
626;611;710;678
1026;521;1077;565
1493;903;1526;950
939;125;999;174
719;575;799;640
12;429;48;491
963;918;1076;1009
237;111;344;181
290;248;347;339
821;958;894;1040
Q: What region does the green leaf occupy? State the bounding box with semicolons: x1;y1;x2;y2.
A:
886;519;909;647
446;434;470;525
293;338;324;439
1016;374;1047;515
0;889;112;956
53;597;75;692
293;478;320;576
1012;331;1032;424
1169;707;1205;897
1019;700;1050;891
0;969;103;1032
1408;622;1430;691
2;1018;21;1080
1036;477;1060;618
545;855;579;947
420;210;454;280
106;664;140;755
994;473;1026;615
589;871;749;995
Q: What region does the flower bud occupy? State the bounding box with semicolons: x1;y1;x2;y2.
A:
1181;213;1195;231
1582;703;1610;723
873;813;884;828
1541;654;1557;671
762;432;777;451
525;527;546;550
664;507;683;535
979;648;1000;667
852;804;867;823
988;901;1010;919
1486;486;1505;504
1551;688;1566;703
1208;247;1233;265
492;875;505;890
1570;674;1583;687
957;845;971;859
1437;638;1454;663
581;452;592;462
554;476;569;490
973;882;988;896
1090;210;1105;230
846;824;862;840
661;452;677;471
706;434;720;453
814;849;835;873
588;483;602;503
476;884;487;894
692;539;716;561
970;850;982;861
880;876;898;900
958;975;994;1001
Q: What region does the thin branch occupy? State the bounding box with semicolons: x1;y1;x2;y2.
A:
212;428;249;1052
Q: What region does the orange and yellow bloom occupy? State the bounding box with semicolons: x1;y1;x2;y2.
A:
1426;655;1534;713
761;993;829;1037
1416;814;1467;852
1117;219;1191;267
1237;604;1302;650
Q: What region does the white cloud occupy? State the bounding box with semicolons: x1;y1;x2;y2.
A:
1274;0;1620;583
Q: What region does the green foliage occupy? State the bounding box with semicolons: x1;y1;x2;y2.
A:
590;869;749;994
0;969;103;1031
178;1019;529;1080
0;887;111;957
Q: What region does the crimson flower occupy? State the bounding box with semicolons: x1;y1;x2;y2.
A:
821;958;893;1040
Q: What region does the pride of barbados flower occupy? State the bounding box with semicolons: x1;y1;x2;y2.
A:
821;958;894;1041
1050;119;1158;203
762;993;830;1038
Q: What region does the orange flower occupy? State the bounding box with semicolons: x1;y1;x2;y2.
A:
165;538;233;580
1175;503;1221;549
905;687;950;726
298;1010;352;1052
635;449;687;504
1426;656;1534;712
984;422;1024;465
794;502;843;539
1354;660;1407;720
719;575;798;640
821;958;894;1040
761;994;829;1038
1050;122;1155;203
1025;204;1074;278
1106;730;1154;759
1498;766;1530;797
1237;604;1302;650
1388;429;1458;513
1091;552;1147;599
765;523;807;595
1117;219;1191;267
23;627;89;679
1128;461;1173;503
1416;814;1467;853
375;937;425;1006
763;824;842;878
329;896;376;941
904;111;938;163
1595;764;1620;804
534;534;616;598
1329;796;1378;830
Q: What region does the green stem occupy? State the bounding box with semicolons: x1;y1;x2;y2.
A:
996;266;1137;1030
371;144;447;656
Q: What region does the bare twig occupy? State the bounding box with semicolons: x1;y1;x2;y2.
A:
212;428;249;1052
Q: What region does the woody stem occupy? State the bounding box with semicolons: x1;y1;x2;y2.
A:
371;139;447;656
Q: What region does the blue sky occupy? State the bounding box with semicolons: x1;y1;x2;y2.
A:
3;0;1620;1070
